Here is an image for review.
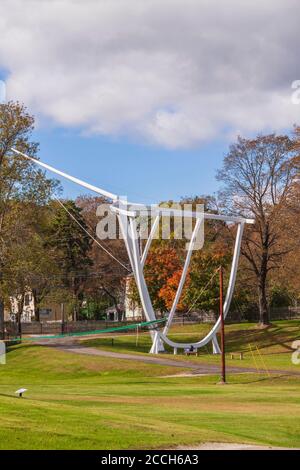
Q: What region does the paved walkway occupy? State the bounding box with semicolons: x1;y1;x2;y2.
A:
50;343;300;377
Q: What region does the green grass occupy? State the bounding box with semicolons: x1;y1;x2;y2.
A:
81;319;300;372
0;329;300;449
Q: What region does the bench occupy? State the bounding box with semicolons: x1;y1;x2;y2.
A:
184;349;199;357
230;352;244;360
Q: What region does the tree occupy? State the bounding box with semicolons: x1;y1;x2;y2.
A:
273;127;300;303
0;102;57;337
127;196;235;317
184;245;231;314
76;195;129;319
46;200;93;320
144;245;183;313
292;126;300;169
1;199;62;333
217;134;297;325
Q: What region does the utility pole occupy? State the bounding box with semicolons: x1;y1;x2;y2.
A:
219;265;226;384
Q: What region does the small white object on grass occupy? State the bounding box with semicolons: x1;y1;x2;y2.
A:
0;341;6;365
15;388;27;397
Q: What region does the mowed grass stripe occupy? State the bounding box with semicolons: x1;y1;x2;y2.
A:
0;321;299;449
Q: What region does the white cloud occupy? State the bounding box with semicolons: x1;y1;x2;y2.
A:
0;0;299;148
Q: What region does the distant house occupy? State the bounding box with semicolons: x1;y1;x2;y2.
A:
124;275;143;321
6;290;64;323
8;290;35;322
38;303;65;322
105;306;124;322
100;275;143;322
5;276;144;323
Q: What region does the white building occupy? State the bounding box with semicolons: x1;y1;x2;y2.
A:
8;291;63;323
9;291;35;322
124;275;143;320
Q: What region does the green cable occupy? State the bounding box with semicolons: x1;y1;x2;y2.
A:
7;318;166;342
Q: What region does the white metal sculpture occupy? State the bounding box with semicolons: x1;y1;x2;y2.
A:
11;148;254;354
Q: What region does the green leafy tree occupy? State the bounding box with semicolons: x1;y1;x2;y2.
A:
46;200;93;320
0;198;63;333
0;102;58;337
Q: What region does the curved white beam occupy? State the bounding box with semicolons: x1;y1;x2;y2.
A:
158;222;245;349
141;215;160;267
128;217;157;323
163;217;202;336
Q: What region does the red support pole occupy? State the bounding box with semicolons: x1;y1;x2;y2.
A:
219;265;226;384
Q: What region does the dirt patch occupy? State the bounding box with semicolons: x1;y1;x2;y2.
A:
177;442;296;450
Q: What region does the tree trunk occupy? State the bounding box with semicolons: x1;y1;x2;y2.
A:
17;294;25;339
32;289;40;322
35;307;40;322
16;311;22;339
258;278;269;325
0;298;4;340
72;276;79;321
257;224;270;325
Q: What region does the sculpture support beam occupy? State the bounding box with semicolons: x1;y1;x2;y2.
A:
11;147;253;354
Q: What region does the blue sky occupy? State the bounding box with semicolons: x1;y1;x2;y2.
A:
33;127;226;203
1;1;299;204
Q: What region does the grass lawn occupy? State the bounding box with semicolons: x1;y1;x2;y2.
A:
0;321;300;449
81;319;300;372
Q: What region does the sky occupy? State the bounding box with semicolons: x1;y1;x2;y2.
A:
0;0;299;203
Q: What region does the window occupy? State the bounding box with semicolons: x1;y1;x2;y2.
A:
39;308;52;316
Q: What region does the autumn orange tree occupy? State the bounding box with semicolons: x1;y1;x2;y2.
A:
141;244;184;312
129;237;234;317
128;196;235;317
158;269;188;312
